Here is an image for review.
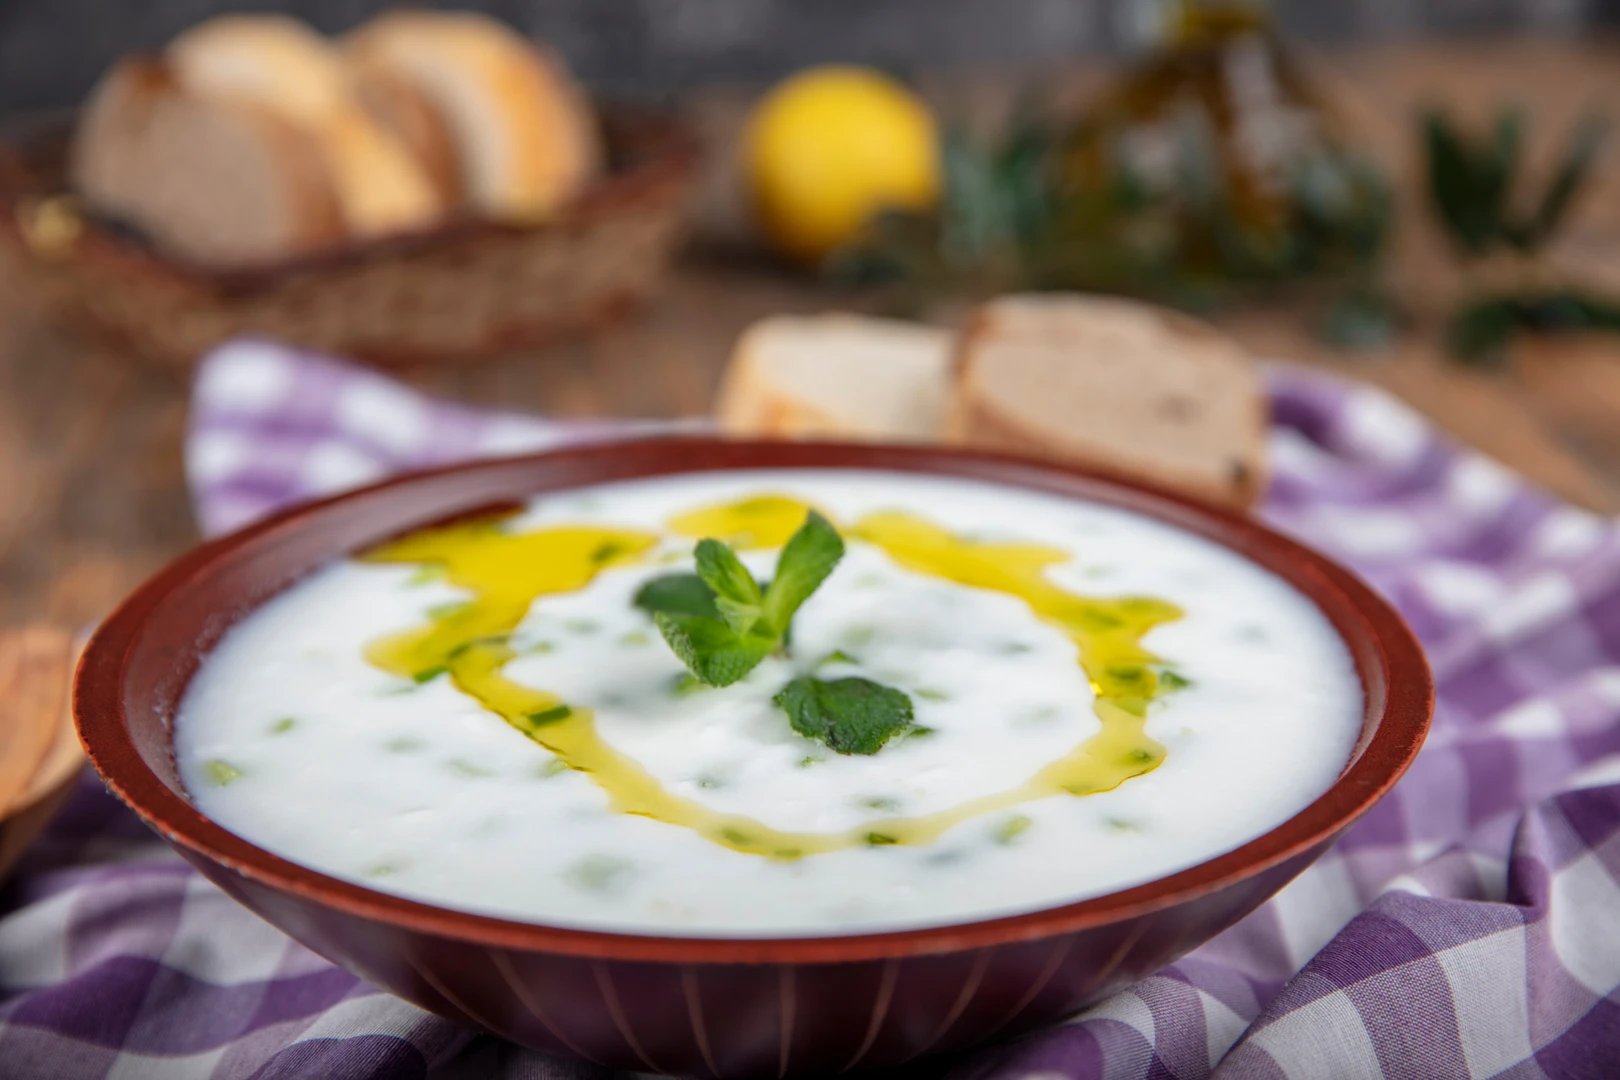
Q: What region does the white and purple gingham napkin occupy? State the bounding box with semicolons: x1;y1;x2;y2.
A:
4;339;1619;1079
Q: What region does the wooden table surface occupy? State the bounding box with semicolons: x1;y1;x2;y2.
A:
3;40;1619;631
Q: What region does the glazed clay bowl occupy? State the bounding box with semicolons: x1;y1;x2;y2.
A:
74;440;1432;1078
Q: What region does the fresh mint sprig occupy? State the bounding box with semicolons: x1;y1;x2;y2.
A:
634;510;843;688
632;510;918;756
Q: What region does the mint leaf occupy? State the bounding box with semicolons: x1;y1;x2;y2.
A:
773;676;914;755
695;538;765;634
761;511;844;634
633;573;720;619
653;611;773;687
645;511;847;689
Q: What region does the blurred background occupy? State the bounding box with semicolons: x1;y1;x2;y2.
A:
1;0;1618;635
1;0;1618;110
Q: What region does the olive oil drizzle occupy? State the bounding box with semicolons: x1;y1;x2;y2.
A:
363;495;1184;860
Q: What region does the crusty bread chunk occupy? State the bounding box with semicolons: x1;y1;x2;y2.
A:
71;57;344;266
346;11;600;222
946;294;1268;508
351;66;462;206
166;14;443;240
716;314;952;441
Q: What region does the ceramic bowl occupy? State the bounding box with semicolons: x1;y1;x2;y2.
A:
74;440;1432;1077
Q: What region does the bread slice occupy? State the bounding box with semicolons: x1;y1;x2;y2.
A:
346;10;600;222
166;14;443;240
352;67;462;205
71;57;345;266
946;294;1268;508
715;314;953;441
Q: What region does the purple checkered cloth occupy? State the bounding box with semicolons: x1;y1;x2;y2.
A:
4;339;1618;1078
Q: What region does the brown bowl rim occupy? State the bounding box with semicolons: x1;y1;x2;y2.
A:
74;439;1433;965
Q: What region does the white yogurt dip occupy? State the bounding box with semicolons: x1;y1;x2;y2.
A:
175;469;1362;936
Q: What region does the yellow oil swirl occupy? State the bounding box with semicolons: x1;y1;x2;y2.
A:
363;495;1183;859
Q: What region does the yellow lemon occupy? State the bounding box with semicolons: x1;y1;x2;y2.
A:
745;66;940;263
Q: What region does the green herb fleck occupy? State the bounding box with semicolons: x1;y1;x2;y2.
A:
412;666;447;685
858;795;902;813
993;814;1033;845
366;862;402;877
1158;670;1193;692
1105;664;1150;690
902;724;936;739
841;624;876;647
446;634;509;660
1017;705;1063;727
535;757;569;779
404;564;445;586
817;649;859;668
590;540;632;565
797;755;824;768
269;717;297;735
426;600;472;620
618;630;650;647
527;704;573;725
865;832;899;846
1077;611;1123;632
449;759;495;778
524;640;556;655
385;737;423;753
563;618;599;635
669;673;707;698
568;855;633;892
1107;817;1143;833
914;687;950;702
773;675;915;755
205;759;242;786
696;774;725;790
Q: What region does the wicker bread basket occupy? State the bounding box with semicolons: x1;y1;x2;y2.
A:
0;110;698;368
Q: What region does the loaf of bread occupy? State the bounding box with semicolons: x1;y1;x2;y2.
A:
715;314;953;441
945;294;1268;508
346;11;600;222
72;57;345;266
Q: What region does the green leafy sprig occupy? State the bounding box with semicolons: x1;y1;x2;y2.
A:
633;512;916;755
1422;107;1605;258
634;510;842;687
1421;106;1616;364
